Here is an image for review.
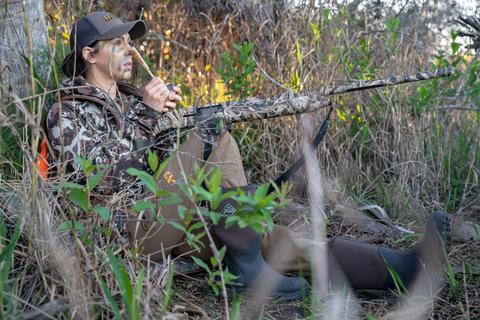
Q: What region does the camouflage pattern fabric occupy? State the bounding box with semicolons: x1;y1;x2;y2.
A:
151;67;454;132
46;77;177;246
47;77;176;191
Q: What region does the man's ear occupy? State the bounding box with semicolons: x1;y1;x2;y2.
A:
82;47;96;64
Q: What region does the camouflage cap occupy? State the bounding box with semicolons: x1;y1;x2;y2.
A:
62;11;147;77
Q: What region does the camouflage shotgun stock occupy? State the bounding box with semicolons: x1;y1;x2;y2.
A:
155;66;455;133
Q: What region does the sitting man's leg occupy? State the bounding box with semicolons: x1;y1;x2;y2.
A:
194;130;308;300
127;130;307;300
261;211;451;291
126;130;210;261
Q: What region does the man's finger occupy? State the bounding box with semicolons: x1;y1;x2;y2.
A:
164;101;177;109
168;92;182;102
145;77;164;90
172;85;181;94
149;83;168;97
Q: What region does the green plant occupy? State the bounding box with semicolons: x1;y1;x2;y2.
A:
127;161;291;298
384;16;400;53
0;218;21;319
98;276;123;320
162;263;175;310
191;247;237;296
57;156;110;241
445;255;461;300
106;249;144;320
216;42;262;99
386;266;408;296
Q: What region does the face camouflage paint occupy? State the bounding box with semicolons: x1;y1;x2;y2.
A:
103;35;133;81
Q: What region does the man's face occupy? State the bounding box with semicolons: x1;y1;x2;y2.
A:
95;34;133;81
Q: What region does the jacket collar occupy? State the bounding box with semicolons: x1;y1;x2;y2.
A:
60;76;143;103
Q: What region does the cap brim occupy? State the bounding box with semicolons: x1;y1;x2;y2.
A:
61;19;147;77
98;20;147;41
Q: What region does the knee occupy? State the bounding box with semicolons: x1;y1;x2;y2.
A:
215;130;238;150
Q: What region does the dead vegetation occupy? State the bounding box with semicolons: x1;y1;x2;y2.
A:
0;0;479;319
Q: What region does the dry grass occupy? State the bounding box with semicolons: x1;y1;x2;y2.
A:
1;0;479;319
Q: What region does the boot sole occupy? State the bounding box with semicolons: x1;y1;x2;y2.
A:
430;210;452;251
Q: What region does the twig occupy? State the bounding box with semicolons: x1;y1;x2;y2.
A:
175;291;210;319
146;31;190;50
252;55;291;91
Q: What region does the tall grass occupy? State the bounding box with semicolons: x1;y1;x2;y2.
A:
0;0;478;319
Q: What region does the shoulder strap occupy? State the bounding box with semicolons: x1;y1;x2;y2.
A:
60;94;123;129
61;94;108;107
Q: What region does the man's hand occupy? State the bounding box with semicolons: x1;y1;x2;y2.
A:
143;77;182;113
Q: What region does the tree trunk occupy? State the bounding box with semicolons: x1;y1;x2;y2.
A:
0;0;48;105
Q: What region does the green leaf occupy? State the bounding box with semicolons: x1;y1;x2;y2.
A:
93;206;110;222
87;170;105;191
296;41;302;64
167;221;187;233
188;221;204;233
69;189;89;211
0;219;21;272
451;30;459;41
254;183;269;202
224;215;240;229
157;151;174;175
451;42;461;54
75;155;96;174
158;193;182;206
211;245;227;267
177;205;187;220
99;277;123;320
127;168;158;194
310;22;321;40
58;220;85;232
209;211;221;225
132;200;155;212
190;185;213;202
155;189;171;197
206;168;222;193
162;264;175;309
134;268;144;320
218;245;227;260
385;17;400;32
322;8;331;22
210;256;219;267
107;250;134;317
191;256;211;274
147;150;159;172
56;181;84;190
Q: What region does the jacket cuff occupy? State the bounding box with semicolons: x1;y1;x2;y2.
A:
128;101;163;119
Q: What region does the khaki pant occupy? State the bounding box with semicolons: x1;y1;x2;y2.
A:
126;130;312;271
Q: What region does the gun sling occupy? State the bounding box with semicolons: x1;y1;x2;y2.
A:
267;105;334;194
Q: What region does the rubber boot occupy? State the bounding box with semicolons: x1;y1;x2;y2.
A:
379;210;451;289
328;211;451;290
212;185;309;301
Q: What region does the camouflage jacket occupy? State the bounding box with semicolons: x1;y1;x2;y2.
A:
46;77;176;244
47;77;175;190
